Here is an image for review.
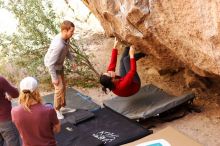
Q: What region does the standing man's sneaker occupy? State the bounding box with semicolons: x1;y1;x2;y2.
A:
60;107;76;114
56;110;64;119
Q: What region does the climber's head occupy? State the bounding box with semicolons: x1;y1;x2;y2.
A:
99;73;115;94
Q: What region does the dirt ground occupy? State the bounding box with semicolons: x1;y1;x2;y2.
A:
74;32;220;146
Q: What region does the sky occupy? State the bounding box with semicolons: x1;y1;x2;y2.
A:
0;0;102;35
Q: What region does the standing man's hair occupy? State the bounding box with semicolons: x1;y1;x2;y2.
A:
60;20;75;31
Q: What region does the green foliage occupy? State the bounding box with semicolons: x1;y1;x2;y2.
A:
0;0;99;88
1;0;58;78
66;41;100;87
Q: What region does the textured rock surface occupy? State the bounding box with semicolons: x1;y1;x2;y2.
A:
82;0;220;77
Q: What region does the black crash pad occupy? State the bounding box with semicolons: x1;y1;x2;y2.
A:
43;87;101;112
62;109;95;125
104;84;195;119
76;108;152;146
55;122;104;146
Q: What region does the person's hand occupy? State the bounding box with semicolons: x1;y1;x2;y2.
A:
108;71;116;77
113;37;120;49
5;93;12;101
129;45;135;58
72;63;77;70
52;79;59;86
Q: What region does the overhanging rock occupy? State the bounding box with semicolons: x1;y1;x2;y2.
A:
82;0;220;77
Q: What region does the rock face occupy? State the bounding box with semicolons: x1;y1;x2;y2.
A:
82;0;220;78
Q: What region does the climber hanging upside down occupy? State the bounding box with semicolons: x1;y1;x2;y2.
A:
99;38;146;97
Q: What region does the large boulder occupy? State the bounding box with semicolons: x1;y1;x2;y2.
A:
82;0;220;78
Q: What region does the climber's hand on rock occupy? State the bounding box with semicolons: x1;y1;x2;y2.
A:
113;37;121;49
129;45;135;58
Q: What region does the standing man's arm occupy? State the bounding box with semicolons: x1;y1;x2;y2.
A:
46;42;63;86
